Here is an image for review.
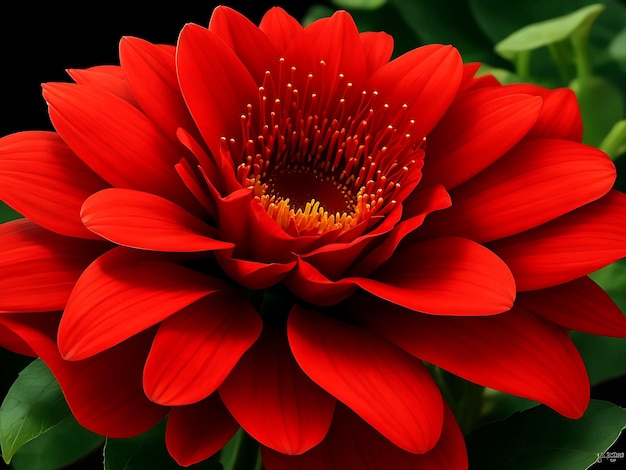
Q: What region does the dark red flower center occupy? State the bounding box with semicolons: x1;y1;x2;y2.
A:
230;59;423;235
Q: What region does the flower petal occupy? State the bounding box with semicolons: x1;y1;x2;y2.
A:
0;312;167;437
209;6;279;83
0;219;107;312
355;237;515;315
81;188;232;252
262;404;467;470
489;190;626;291
0;320;36;356
0;131;108;239
67;65;137;105
215;250;296;290
176;23;258;160
423;139;616;242
357;298;589;418
288;306;443;454
517;277;626;337
42;82;196;210
165;393;239;467
360;31;394;76
143;292;262;405
58;248;226;360
367;44;463;140
219;324;335;455
119;36;199;144
422;89;542;190
284;258;357;306
259;7;303;54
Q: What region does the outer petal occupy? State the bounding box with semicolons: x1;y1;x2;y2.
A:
423;139;616;242
262;404;467;470
367;44;463;140
143;291;262;405
219;325;336;455
0;320;36;356
58;248;227;360
357;298;589;418
489;190;626;291
0;219;107;312
355;237;515;315
0;131;108;239
165;393;239;467
209;6;280;83
421;89;542;190
119;36;199;144
67;65;137;105
42;82;197;211
176;23;258;161
259;7;303;54
360;31;394;76
0;312;167;437
288;306;443;454
517;277;626;337
81;188;232;252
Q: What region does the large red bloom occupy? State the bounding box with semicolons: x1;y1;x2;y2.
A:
1;6;626;469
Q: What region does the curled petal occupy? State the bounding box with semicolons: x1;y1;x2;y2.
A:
143;292;262;405
58;248;227;360
215;250;296;290
165;394;239;467
490;190;626;291
288;306;443;454
81;188;232;252
357;299;589;418
0;131;108;239
220;325;335;455
262;404;467;470
355;237;515;315
284;258;357;306
517;277;626;337
0;219;107;312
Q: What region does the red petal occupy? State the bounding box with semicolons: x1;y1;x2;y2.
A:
143;292;262;405
424;139;616;242
0;219;106;312
42;82;196;210
367;44;463;140
259;7;303;54
517;277;626;337
81;188;232;252
119;36;199;144
215;250;296;290
0;131;108;239
176;23;258;160
422;89;542;190
67;65;137;105
1;312;167;437
0;319;36;356
355;237;515;315
262;404;467;470
165;393;239;466
288;306;443;454
357;298;589;418
284;258;357;306
58;248;227;360
209;6;279;83
360;31;394;76
219;324;335;455
490;190;626;291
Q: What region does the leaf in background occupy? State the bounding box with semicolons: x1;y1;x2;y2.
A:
331;0;388;9
104;420;222;470
599;119;626;159
10;416;103;470
494;4;605;61
0;202;21;223
0;359;71;464
467;400;626;470
609;26;626;72
572;332;626;386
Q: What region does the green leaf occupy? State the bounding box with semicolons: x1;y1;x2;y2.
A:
0;359;72;464
104;420;222;470
467;399;626;470
570;75;625;147
331;0;388;9
572;333;626;386
10;416;103;470
0;202;21;223
494;4;606;61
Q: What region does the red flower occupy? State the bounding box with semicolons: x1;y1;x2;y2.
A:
1;6;626;469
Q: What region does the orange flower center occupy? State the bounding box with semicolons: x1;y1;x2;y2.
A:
230;59;423;236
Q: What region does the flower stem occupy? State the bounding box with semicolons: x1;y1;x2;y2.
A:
231;430;263;470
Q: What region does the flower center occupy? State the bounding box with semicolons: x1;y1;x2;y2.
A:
228;59;424;236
